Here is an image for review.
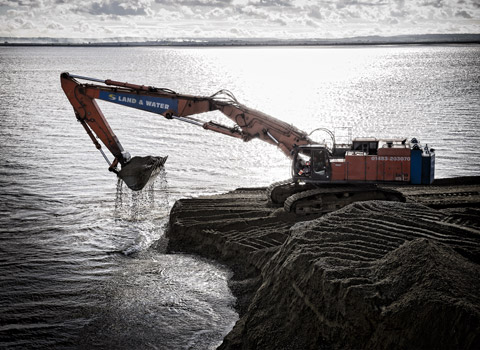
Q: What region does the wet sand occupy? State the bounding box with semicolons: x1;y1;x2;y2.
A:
166;178;480;350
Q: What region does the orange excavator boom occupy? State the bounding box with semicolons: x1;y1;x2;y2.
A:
61;72;313;169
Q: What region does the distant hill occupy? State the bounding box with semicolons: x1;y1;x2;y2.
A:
1;33;479;46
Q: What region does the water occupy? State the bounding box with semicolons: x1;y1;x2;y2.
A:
1;45;479;349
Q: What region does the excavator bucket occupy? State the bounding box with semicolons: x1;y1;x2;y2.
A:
117;155;168;191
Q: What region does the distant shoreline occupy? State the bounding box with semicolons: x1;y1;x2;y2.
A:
1;41;480;48
1;34;479;47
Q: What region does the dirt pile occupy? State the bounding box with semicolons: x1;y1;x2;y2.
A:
167;187;480;350
221;201;480;349
167;188;298;275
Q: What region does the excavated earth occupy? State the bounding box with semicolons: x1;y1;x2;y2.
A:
166;177;480;350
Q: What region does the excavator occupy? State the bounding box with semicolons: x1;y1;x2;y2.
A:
60;72;435;214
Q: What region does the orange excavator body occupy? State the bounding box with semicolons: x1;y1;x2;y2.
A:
60;73;434;192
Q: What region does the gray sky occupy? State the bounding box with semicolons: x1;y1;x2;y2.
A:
1;0;479;40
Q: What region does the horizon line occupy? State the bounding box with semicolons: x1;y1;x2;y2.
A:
1;33;480;47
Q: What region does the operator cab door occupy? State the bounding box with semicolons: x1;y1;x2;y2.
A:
293;147;331;182
310;148;330;180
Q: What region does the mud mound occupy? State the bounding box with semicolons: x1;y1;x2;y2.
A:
167;188;480;350
389;179;480;209
221;201;480;350
168;189;299;277
168;188;301;316
370;238;479;349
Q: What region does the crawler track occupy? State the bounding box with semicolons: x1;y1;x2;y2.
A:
268;176;480;215
266;179;316;206
284;185;404;215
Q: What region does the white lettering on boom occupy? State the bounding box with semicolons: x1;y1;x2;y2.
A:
118;96;136;104
146;100;169;109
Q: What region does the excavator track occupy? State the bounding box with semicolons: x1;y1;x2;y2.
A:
281;180;480;216
266;179;317;206
284;185;405;215
266;179;292;203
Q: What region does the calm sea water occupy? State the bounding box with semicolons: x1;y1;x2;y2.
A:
1;45;479;349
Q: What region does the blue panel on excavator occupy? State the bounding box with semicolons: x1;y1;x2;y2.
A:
98;91;178;115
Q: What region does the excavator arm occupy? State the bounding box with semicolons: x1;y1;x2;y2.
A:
61;72;314;189
61;72;216;167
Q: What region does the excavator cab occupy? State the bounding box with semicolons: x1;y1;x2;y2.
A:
292;145;331;183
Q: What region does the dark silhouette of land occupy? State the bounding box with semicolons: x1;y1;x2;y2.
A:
1;33;479;47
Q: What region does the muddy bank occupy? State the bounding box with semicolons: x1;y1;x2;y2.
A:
166;188;299;315
166;179;480;350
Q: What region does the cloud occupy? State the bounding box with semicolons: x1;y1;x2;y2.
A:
0;0;479;39
390;8;409;17
14;16;34;29
87;0;150;16
0;0;44;8
247;0;293;7
271;16;287;26
155;0;233;7
305;18;320;28
421;0;444;8
307;6;324;20
75;21;92;33
455;9;472;18
335;0;389;10
46;20;65;30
